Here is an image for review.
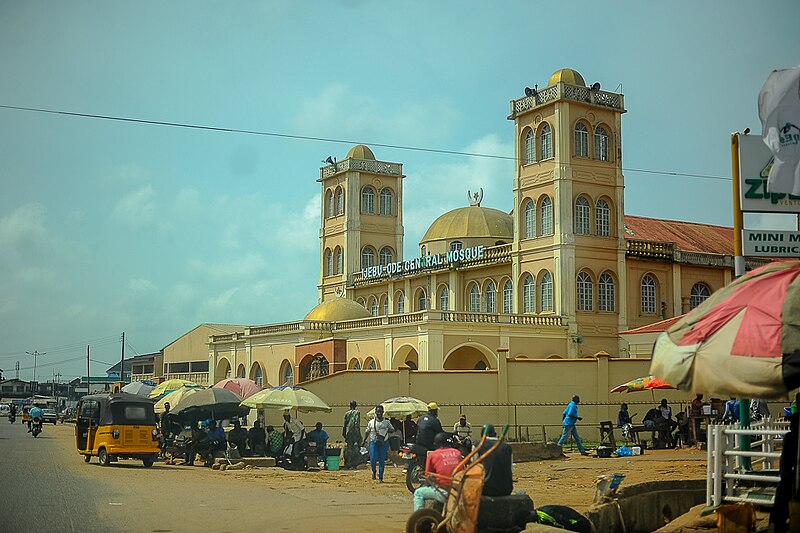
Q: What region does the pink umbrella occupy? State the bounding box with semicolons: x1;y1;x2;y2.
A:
213;378;264;399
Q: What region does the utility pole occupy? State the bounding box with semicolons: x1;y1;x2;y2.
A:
120;331;126;386
86;345;90;395
26;350;46;395
15;361;19;380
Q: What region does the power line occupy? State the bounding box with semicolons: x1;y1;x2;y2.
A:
0;334;121;360
0;103;732;182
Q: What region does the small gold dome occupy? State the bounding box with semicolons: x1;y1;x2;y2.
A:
421;206;513;244
304;297;372;321
548;68;586;87
346;145;376;160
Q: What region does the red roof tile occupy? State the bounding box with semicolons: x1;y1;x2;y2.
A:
624;215;733;255
618;314;685;335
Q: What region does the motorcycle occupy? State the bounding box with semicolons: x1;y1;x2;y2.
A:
402;436;466;493
31;417;43;438
8;413;16;424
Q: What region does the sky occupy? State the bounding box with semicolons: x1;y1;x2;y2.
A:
1;1;798;384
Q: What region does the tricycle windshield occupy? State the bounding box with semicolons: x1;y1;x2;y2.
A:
109;403;156;425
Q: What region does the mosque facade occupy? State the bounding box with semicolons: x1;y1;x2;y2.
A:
147;68;763;390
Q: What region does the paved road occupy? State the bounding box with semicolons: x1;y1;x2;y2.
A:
0;420;409;532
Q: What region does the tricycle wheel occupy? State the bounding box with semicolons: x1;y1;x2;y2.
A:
98;448;110;466
406;461;425;493
406;508;443;533
84;454;91;463
142;456;155;468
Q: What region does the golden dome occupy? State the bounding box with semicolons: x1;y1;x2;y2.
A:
548;68;586;87
304;297;372;321
421;206;513;244
346;145;376;160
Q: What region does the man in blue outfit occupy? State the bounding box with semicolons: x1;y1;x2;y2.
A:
557;395;588;456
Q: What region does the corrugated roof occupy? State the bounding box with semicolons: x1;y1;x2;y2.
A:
618;314;684;335
624;215;733;255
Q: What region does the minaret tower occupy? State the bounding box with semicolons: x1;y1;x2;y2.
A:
317;145;405;302
508;68;627;357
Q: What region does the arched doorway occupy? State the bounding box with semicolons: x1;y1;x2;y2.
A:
215;357;231;382
443;345;494;370
393;344;419;369
299;354;329;382
279;360;294;386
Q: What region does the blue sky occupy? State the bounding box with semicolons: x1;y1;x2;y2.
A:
1;1;798;383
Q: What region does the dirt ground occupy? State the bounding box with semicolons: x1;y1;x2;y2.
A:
222;446;709;513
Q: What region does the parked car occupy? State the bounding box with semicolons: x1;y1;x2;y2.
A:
41;408;58;425
0;404;9;416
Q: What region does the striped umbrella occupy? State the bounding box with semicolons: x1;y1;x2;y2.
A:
651;260;800;400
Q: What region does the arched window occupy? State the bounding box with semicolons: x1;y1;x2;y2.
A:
397;291;405;313
281;361;294;386
351;359;362;370
524;129;535;164
439;286;449;311
325;249;333;276
541;271;553;312
418;289;427;311
252;365;263;387
523;274;535;313
361;186;375;214
334;247;343;274
502;280;513;313
379;188;393;215
599;272;615;312
370;297;378;316
361;247;375;269
306;355;329;381
450;241;463;252
642;275;657;314
540;123;553;160
575;196;591;235
690;283;711;309
594;126;609;161
540;196;553;235
577;271;594;311
326;190;334;218
468;283;481;312
524;199;536;238
379;246;393;266
485;280;497;313
421;245;426;257
367;358;377;370
335;187;345;216
574;122;589;157
596;199;610;237
382;295;389;316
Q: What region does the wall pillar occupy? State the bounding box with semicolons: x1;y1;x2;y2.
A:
497;346;512;431
398;365;411;396
595;351;611;423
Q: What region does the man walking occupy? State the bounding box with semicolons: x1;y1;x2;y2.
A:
342;400;362;469
557;395;588;456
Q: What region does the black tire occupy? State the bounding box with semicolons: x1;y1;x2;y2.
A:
84;454;91;463
142;456;155;468
406;508;443;533
98;448;110;467
406;461;425;493
32;430;39;438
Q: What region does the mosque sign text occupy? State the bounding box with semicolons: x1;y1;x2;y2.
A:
360;245;486;279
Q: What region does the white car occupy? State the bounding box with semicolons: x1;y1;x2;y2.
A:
0;404;9;416
41;408;58;425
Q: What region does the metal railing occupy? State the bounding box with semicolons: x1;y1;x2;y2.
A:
707;419;788;508
163;372;210;386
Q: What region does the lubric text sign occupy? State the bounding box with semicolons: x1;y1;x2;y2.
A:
743;230;800;258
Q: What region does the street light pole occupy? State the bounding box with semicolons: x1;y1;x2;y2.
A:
25;350;46;395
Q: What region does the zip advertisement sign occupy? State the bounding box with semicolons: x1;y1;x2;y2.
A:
739;134;800;213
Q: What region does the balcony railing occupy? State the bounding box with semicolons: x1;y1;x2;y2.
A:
320;157;403;179
509;83;624;119
131;373;155;383
626;239;674;261
164;372;210;386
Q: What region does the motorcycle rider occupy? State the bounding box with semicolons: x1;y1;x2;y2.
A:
413;432;462;510
9;404;17;423
28;405;43;433
416;402;444;451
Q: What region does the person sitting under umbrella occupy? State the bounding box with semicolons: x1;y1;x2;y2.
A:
207;420;227;454
306;422;329;464
247;421;267;457
227;419;248;457
266;425;284;458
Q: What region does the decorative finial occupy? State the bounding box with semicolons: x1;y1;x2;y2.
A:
467;188;484;207
333;286;345;298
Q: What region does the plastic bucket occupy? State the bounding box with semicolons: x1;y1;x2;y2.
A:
326;454;340;471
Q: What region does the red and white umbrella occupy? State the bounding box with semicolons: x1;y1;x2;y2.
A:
213;378;264;400
651;260;800;400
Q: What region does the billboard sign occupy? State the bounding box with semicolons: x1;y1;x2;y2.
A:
739;134;800;213
743;229;800;258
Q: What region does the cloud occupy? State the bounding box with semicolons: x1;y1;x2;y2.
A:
129;278;157;292
112;185;158;228
0;202;58;283
107;164;151;184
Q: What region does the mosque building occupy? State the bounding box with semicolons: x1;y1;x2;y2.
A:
145;68;763;390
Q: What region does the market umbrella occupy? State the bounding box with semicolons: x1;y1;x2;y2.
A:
213;378;264;400
121;380;156;397
154;387;200;414
651;260;800;400
147;379;204;399
240;386;332;413
610;375;675;405
168;387;250;422
366;396;428;418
